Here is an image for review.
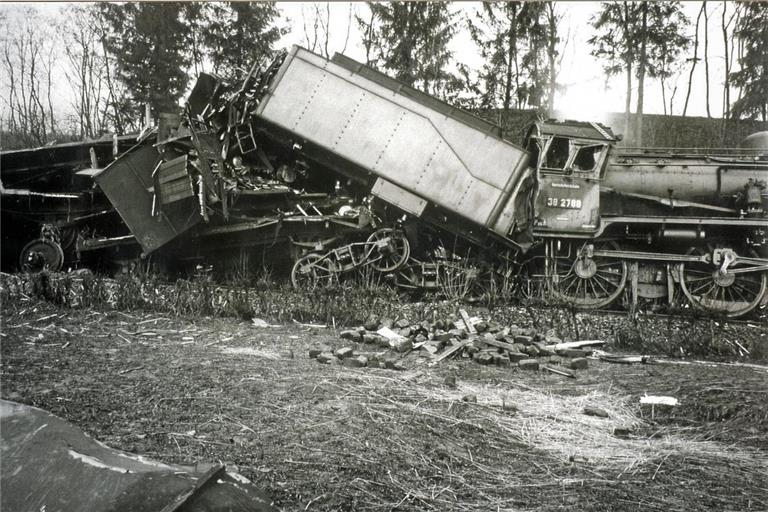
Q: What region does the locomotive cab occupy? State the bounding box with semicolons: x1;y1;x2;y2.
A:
521;120;768;317
524;120;616;238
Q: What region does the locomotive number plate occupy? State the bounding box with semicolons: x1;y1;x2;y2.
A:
545;197;582;209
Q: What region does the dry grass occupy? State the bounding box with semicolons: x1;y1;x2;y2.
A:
2;299;767;511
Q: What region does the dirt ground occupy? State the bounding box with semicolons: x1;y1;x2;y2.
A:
2;299;767;511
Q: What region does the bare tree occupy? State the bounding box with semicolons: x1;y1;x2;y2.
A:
682;3;705;116
0;7;59;148
720;1;738;120
92;6;139;134
57;5;111;138
302;3;355;59
357;5;378;66
544;2;564;114
302;3;321;53
703;1;711;117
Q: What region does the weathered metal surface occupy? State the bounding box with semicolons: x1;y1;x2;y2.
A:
533;120;617;142
255;46;531;239
534;138;607;235
603;154;768;205
93;144;201;254
740;131;768;152
528;120;768;238
371;178;428;217
0;135;138;189
0;400;277;512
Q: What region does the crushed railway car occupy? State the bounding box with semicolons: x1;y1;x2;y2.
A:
1;135;143;272
2;44;767;318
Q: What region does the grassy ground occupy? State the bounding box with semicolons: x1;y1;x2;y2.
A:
2;297;767;511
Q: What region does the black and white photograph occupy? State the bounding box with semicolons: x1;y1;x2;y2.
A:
1;1;767;510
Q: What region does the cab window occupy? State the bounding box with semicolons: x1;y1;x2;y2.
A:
572;145;604;172
542;137;570;170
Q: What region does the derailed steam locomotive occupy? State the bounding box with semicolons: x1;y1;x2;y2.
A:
2;46;767;317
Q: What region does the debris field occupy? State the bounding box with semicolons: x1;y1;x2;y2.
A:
3;298;767;512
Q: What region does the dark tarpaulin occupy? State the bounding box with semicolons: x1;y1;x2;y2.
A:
0;400;279;512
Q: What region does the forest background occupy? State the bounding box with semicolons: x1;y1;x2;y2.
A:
1;1;766;150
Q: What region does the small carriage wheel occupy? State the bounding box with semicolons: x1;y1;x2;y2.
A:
366;228;410;272
20;239;64;273
291;253;336;289
680;246;767;318
393;260;422;290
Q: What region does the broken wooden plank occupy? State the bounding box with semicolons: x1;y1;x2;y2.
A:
161;187;195;205
119;366;145;375
459;309;476;334
429;340;470;365
598;354;650;364
478;337;517;352
158;165;189;185
541;365;575;378
545;339;605;351
640;395;678;406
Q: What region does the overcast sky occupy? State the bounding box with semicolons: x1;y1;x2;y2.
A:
1;1;737;129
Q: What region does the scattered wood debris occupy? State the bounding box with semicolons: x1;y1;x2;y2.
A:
311;311;605;374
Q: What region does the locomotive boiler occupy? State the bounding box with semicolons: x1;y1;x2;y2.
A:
524;121;768;317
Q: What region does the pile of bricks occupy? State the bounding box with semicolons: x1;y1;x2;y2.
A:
309;312;599;374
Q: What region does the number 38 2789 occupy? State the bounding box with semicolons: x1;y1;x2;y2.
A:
545;197;582;209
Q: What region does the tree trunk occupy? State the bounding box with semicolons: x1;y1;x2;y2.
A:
635;2;648;145
503;4;518;112
546;3;557;114
625;60;632;142
719;1;742;141
683;3;704;116
703;1;711;118
721;1;731;120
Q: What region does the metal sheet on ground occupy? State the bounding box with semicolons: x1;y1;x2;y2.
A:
0;400;277;512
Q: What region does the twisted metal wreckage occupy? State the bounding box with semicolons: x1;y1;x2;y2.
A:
2;46;767;317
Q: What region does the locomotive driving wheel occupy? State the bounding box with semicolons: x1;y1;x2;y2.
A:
290;253;336;288
20;239;64;273
549;240;627;309
680;247;767;318
366;228;410;272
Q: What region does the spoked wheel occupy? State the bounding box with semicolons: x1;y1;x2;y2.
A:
291;253;336;289
510;263;540;301
58;227;79;252
393;260;423;290
20;239;64;273
680;247;767;318
437;262;489;300
366;228;410;272
549;240;627;309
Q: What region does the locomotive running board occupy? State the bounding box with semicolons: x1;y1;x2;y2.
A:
593;248;768;273
602;215;768;227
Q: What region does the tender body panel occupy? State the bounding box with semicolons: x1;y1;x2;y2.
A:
256;47;530;237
